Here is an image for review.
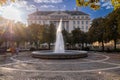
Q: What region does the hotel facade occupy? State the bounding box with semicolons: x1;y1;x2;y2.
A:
27;10;91;32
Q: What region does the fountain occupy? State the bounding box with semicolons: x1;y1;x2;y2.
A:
54;19;65;53
32;19;88;59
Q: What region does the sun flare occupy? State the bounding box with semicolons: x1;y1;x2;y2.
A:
0;4;22;22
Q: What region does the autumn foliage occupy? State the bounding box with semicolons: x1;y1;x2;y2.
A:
76;0;120;10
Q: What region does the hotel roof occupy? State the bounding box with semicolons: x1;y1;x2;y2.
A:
29;11;89;16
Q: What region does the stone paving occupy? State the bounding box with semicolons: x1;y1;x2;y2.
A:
0;51;120;80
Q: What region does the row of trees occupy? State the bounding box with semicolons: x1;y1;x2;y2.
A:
88;8;120;50
0;21;56;49
27;23;56;49
0;8;120;50
0;21;28;48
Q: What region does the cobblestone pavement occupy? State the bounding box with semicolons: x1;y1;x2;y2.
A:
0;51;120;80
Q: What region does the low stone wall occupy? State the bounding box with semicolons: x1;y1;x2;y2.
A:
32;50;88;59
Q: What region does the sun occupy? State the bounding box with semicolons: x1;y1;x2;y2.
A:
0;4;22;22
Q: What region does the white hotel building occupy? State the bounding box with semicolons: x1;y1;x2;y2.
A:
27;10;91;32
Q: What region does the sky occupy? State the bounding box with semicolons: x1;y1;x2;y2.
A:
0;0;114;24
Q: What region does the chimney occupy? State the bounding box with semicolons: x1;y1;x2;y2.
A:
74;7;78;11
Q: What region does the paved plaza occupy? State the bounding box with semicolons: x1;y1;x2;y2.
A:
0;51;120;80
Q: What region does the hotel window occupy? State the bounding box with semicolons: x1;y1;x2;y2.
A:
82;21;84;24
32;16;35;19
86;16;89;19
39;21;41;24
86;21;88;24
82;26;84;29
37;21;39;24
73;26;75;29
73;21;75;24
54;22;56;25
66;27;69;32
36;16;39;19
77;21;80;24
86;26;88;30
63;22;64;28
73;16;75;19
66;22;69;31
43;21;45;24
81;16;84;19
66;16;68;19
32;21;35;23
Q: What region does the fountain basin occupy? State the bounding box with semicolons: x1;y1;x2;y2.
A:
32;50;88;59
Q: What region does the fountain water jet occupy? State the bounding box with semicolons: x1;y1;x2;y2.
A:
54;19;65;53
32;19;88;59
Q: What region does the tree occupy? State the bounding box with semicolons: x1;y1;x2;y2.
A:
89;18;105;51
85;32;92;44
62;29;69;43
0;27;5;47
105;8;120;50
71;28;87;49
88;8;120;51
0;0;15;6
43;23;56;49
13;22;27;47
116;8;120;39
28;24;44;49
71;28;81;45
79;31;87;49
0;21;28;48
62;29;71;49
76;0;120;10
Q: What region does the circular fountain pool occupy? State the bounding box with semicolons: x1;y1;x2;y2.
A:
32;50;88;59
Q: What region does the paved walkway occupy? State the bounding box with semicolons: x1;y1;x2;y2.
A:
0;52;120;80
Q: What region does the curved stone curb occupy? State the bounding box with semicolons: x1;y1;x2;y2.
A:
0;66;120;73
9;53;110;64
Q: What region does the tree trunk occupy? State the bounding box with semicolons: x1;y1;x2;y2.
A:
16;42;20;47
81;43;84;49
48;43;50;50
35;42;38;49
114;39;117;50
5;41;8;48
113;25;117;51
101;40;104;51
85;43;87;47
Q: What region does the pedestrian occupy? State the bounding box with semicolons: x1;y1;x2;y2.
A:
10;47;15;56
16;47;19;55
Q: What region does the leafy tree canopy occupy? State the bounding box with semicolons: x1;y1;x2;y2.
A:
0;0;15;6
76;0;120;10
